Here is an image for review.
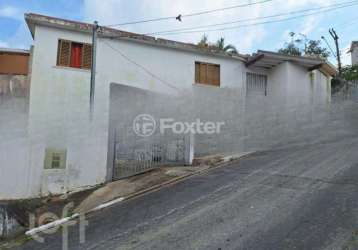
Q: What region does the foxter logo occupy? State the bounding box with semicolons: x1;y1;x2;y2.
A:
133;114;157;137
160;119;225;135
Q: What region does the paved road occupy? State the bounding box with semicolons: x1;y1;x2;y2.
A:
17;137;358;250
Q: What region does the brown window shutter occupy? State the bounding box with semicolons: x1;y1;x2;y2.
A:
57;40;71;66
207;64;216;85
213;65;220;86
195;62;200;83
199;63;207;84
195;62;220;86
82;44;92;69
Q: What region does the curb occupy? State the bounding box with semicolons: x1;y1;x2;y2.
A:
24;152;252;236
25;213;80;236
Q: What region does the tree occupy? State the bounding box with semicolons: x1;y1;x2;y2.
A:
197;34;209;49
305;40;330;59
197;35;238;54
341;64;358;81
278;32;330;59
215;38;238;54
278;42;302;56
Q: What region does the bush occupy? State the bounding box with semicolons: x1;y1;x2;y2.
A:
341;65;358;81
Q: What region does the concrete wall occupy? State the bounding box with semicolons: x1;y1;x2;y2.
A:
352;46;358;65
107;73;356;175
0;75;30;200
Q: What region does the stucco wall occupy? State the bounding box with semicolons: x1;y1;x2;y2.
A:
0;76;30;199
352;47;358;65
107;77;357;177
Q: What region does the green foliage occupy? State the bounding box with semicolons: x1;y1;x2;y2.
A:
341;64;358;81
215;38;238;54
197;35;238;54
278;33;330;59
278;42;302;56
305;40;330;59
197;34;209;49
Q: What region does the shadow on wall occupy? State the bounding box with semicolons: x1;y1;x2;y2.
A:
0;75;29;98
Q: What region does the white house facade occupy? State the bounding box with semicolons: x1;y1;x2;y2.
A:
351;41;358;65
0;13;336;199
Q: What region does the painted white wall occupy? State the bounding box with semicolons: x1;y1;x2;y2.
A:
0;97;30;199
1;23;331;199
23;25;247;198
352;47;358;66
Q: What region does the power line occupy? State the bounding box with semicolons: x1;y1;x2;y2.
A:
146;0;358;36
103;41;180;91
105;0;274;27
149;1;358;36
321;36;337;59
334;16;358;30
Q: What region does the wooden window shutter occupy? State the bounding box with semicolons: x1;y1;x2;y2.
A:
195;62;200;83
199;63;207;84
82;44;92;69
195;62;220;86
213;65;220;86
207;64;216;85
57;40;71;67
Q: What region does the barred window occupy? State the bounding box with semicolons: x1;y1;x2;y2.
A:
246;72;268;96
57;39;92;70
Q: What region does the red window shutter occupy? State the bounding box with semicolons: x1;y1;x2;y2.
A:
70;43;83;68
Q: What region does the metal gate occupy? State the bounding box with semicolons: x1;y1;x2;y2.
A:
113;134;188;180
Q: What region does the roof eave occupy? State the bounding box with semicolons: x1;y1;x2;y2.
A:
24;13;247;62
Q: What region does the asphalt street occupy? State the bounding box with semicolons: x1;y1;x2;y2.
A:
16;137;358;250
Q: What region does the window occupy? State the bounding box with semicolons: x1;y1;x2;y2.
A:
195;62;220;86
246;72;268;96
57;39;92;69
44;148;67;169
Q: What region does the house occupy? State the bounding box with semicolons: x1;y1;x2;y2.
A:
350;41;358;65
0;48;31;96
0;13;337;199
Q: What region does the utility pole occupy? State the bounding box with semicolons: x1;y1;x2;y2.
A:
329;28;342;75
90;21;99;120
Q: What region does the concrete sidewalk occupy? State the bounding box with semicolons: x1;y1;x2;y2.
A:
74;152;251;214
0;152;251;248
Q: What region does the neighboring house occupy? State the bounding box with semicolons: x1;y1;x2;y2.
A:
0;13;337;199
0;48;32;200
350;41;358;65
0;48;30;96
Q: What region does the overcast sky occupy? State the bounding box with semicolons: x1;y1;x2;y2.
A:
0;0;357;65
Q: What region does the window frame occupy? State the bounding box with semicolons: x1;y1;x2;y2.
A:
44;148;67;170
195;61;221;87
246;72;268;96
56;39;92;70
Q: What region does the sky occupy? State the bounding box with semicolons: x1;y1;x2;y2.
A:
0;0;357;65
